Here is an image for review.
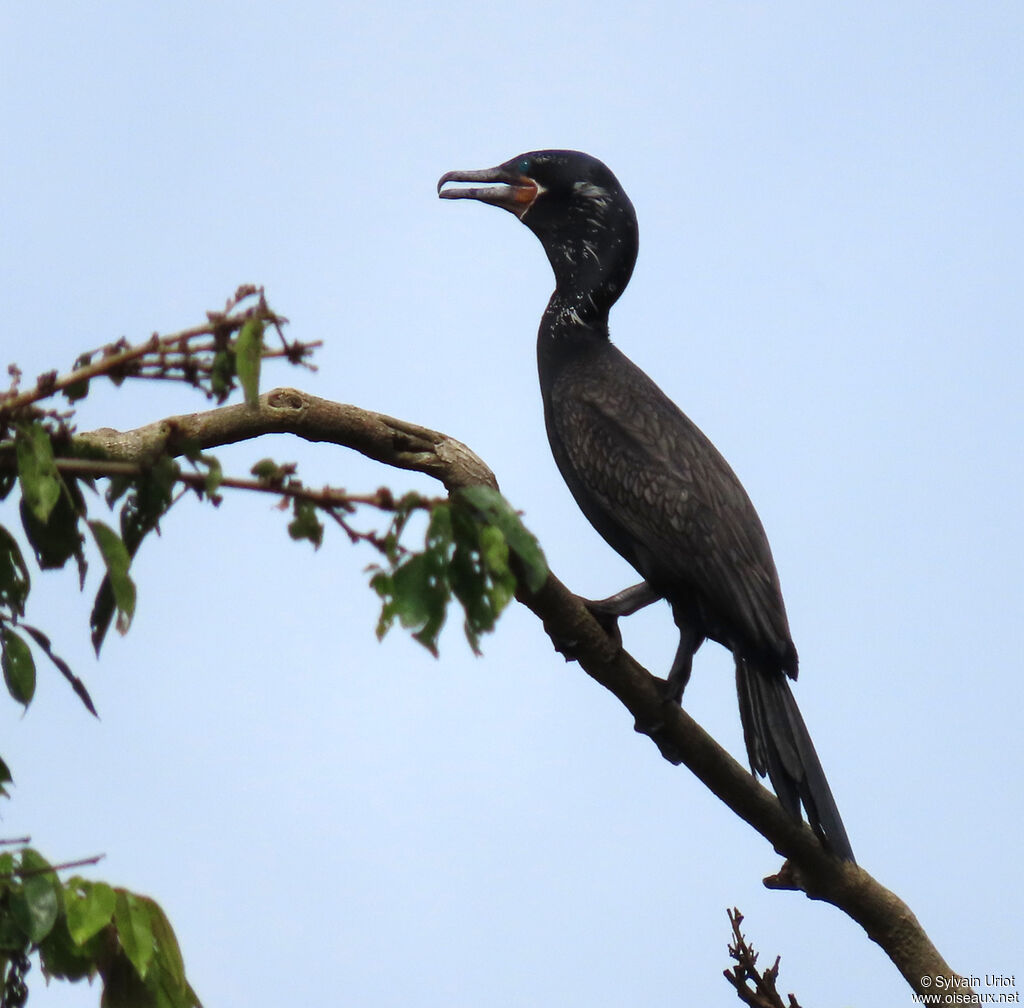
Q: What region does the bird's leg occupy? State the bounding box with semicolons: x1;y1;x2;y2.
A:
550;582;661;662
664;621;703;704
586;581;662;617
633;620;703;755
583;581;662;645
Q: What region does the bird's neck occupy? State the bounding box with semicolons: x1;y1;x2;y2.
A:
542;288;610;337
536;289;611;384
541;220;634;313
536;239;633;352
531;195;637;362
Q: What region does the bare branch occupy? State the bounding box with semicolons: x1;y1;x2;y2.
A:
723;908;801;1008
72;387;971;1001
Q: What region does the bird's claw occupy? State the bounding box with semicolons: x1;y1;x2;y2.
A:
548;594;627;662
550;633;584;662
582;598;624;648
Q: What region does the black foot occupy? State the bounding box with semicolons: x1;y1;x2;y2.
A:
661;676;685;706
550;632;583;662
582;598;624;648
633;698;686;765
548;594;624;662
579;581;662;651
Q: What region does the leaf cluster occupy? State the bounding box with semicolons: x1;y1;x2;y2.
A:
0;847;200;1008
0;419;141;716
371;485;547;655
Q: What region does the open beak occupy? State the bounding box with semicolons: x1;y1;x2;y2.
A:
437;165;540;218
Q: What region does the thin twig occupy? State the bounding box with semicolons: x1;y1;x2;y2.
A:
0;853;105;879
44;457;440;514
723;909;801;1008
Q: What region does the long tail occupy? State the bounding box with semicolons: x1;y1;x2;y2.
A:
735;658;855;862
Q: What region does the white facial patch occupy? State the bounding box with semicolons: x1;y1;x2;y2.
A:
573;181;612;210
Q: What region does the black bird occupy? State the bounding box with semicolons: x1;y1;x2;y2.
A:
438;150;854;862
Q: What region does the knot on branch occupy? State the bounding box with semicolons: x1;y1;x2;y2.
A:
266;388;306;411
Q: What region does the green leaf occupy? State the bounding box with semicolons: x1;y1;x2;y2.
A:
478;523;509;574
0;754;11;799
369;491;544;658
0;866;25;952
38;913;100;982
370;571;396;640
88;521;136;636
62;352;94;401
288;498;323;549
63;376;91;401
20;622;98;716
98;947;202;1008
19;474;87;574
113;455;178;535
181;447;223;498
250;457;286;485
454;486;548;591
92;454;177;653
373;551;450;656
141;897;187;995
0;524;31;617
453;485;502;510
478;524;516;610
15;422;61;524
235;318;264;406
391;554;439;629
99;952;152;1007
90;584;117;656
11;849;60;943
65;879;117;945
209;348;235;403
91;460;173;654
447;497;517;651
114;889;155;980
202;454;222;496
2;627;36;707
426;501;454;553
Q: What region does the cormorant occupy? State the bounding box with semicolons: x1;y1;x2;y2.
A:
438;150;854;862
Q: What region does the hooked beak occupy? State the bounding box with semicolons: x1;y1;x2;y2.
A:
437;165;540;218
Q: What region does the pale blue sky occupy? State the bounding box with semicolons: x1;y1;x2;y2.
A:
2;3;1022;1005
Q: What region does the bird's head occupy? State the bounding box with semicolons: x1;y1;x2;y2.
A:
438;150;638;317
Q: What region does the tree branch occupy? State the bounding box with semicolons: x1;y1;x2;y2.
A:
73;387;970;1000
724;908;802;1008
76;387;497;492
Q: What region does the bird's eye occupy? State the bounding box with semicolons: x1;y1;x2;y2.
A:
517;157;532;175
